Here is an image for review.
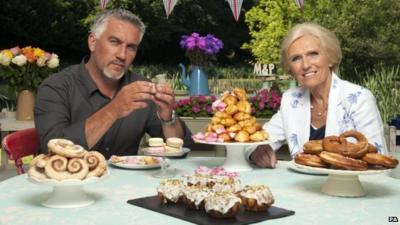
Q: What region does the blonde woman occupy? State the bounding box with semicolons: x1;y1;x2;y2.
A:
247;22;387;168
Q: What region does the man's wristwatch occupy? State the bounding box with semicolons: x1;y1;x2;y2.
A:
157;110;176;125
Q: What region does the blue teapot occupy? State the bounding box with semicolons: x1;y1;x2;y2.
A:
179;64;216;96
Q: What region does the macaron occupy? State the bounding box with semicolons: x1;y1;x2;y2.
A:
148;137;165;147
166;137;184;148
165;145;182;153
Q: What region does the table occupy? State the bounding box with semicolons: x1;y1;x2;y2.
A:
0;158;399;225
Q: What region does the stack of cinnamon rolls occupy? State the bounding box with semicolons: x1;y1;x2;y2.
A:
28;139;107;181
295;131;399;170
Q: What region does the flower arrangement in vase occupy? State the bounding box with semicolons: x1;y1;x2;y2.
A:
179;32;223;68
0;46;59;120
0;46;59;92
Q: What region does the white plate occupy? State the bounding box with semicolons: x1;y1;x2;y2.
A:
142;147;190;157
193;139;275;146
109;156;162;169
289;160;391;176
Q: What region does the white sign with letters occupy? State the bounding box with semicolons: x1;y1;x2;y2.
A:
253;63;276;76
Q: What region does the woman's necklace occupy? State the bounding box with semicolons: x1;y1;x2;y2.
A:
310;104;327;117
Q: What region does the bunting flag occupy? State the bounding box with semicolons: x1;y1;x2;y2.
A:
100;0;109;10
163;0;178;18
226;0;243;22
293;0;304;10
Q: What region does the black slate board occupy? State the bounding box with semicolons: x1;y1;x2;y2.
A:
127;196;295;225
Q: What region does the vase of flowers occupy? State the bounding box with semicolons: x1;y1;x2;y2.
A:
179;32;223;96
0;46;60;120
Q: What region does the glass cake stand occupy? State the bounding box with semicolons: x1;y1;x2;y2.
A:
194;139;274;172
290;161;391;197
142;147;190;178
28;172;108;208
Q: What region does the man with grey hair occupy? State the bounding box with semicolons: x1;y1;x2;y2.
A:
34;9;193;158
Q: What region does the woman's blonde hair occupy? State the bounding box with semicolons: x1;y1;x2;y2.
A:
280;22;342;74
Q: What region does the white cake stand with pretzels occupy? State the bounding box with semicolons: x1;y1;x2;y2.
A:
289;161;391;197
194;139;275;172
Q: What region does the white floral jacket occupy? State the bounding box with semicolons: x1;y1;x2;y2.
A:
246;73;387;159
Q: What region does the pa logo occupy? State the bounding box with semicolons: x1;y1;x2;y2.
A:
389;216;399;223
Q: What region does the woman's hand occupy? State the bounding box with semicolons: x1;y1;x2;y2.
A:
250;145;277;168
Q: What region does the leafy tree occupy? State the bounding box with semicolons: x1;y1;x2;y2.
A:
243;0;400;81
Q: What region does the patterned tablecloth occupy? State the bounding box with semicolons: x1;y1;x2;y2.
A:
0;157;399;225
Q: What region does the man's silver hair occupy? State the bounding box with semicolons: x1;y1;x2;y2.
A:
90;9;146;41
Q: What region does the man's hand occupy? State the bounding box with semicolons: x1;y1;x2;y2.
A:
108;81;156;119
153;83;175;121
250;145;277;168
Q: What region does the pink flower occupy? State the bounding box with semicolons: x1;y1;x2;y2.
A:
192;105;201;113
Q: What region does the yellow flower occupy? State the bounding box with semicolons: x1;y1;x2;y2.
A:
34;47;45;58
1;50;13;59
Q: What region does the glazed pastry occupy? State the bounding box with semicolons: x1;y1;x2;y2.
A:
212;176;242;193
240;185;274;211
204;191;242;218
157;179;185;203
234;131;250;142
186;173;216;188
182;185;212;210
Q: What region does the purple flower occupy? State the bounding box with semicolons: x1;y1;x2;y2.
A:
180;32;223;67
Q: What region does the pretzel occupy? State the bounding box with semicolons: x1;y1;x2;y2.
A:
367;143;378;153
339;131;369;158
319;151;368;171
322;135;348;153
48;138;86;158
294;153;327;168
303;140;323;154
322;131;368;158
362;153;399;168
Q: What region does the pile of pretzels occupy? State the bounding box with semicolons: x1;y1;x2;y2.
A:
295;130;399;170
28;139;107;181
203;88;269;142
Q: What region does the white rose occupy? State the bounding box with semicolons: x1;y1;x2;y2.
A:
0;53;11;66
11;55;27;66
36;56;47;67
47;54;59;68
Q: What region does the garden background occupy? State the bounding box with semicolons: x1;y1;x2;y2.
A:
0;0;399;123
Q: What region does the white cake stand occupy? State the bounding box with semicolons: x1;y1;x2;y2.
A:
290;161;391;197
194;139;274;172
28;172;108;208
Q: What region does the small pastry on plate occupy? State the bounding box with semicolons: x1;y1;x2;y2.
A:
239;184;274;212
